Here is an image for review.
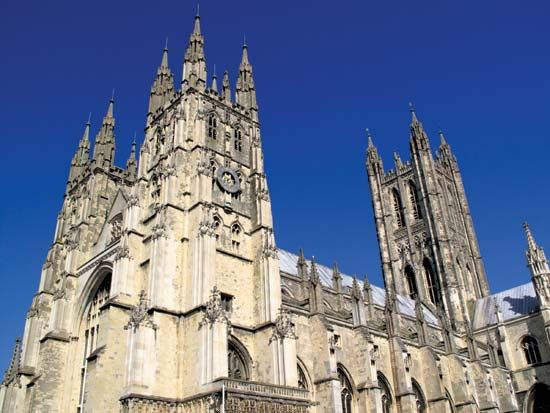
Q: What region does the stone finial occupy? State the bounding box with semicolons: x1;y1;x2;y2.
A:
351;276;362;301
125;291;157;331
309;256;320;285
269;308;298;343
297;248;308;280
2;338;22;386
332;261;342;290
199;286;231;329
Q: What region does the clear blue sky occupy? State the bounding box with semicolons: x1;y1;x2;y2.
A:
1;0;549;370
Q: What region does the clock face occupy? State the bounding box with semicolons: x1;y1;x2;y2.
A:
216;166;240;193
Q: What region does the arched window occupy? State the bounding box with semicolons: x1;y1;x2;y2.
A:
78;273;112;411
150;175;161;205
404;265;418;299
228;342;250;380
234;129;243;152
424;258;441;305
392;188;405;228
526;383;550;413
408;181;423;220
231;224;242;252
297;363;309;390
412;381;426;413
207;113;217;139
212;216;222;241
338;367;354;413
521;336;542;365
378;373;393;413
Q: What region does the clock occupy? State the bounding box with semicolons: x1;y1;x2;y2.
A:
216;166;240;193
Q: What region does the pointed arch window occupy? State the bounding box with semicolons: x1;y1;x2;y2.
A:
228;342;250;380
338;367;354;413
234;129;243;152
392;188;405;228
423;258;441;305
521;336;542;365
78;273;112;412
378;373;393;413
297;364;309;390
231;223;242;252
412;381;426;413
404;265;418;299
408;181;423;220
207;113;218;139
213;216;222;241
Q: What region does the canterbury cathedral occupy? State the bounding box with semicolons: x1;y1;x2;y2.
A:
2;12;550;413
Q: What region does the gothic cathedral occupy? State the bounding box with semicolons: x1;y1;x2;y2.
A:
1;13;550;413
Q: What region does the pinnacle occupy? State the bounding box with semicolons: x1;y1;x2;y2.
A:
193;13;201;35
161;46;169;68
523;222;537;251
409;101;418;123
106;96;114;118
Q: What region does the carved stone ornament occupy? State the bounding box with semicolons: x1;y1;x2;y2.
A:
199;286;231;329
269;308;298;343
126;194;140;208
26;307;39;319
110;218;123;243
151;223;167;240
114;246;132;261
256;188;270;201
197;149;213;177
124;290;157;331
216;166;240;194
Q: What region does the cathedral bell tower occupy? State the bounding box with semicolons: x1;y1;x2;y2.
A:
366;106;489;330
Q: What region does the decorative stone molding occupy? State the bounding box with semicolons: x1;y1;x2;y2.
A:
270;308;297;343
26;307;39;319
126;194;140;208
256;188;270;201
151;223;167;240
114;246;132;261
76;246;118;276
124;290;157;331
199;287;231;329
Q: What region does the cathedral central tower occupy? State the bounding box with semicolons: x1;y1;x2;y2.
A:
366;107;489;330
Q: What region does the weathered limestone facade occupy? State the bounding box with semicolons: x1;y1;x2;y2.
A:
1;12;549;413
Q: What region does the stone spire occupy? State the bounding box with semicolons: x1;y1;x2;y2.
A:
92;97;116;168
365;129;383;174
235;43;258;115
409;103;430;151
524;222;550;307
126;138;137;180
210;65;218;94
2;337;21;386
297;248;308;281
68;118;91;181
182;12;207;91
148;45;175;115
222;70;231;103
437;130;456;165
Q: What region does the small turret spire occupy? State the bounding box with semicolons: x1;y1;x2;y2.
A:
182;12;207;90
523;222;550;308
211;64;218;93
408;102;430;151
222;70;231;103
148;44;175;115
365;128;383;173
235;42;258;115
126;135;137;180
92;97;116;168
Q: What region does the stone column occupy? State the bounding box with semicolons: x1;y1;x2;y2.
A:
198;287;230;384
269;308;298;386
123;291;158;394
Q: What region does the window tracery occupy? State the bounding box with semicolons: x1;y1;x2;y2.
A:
207;113;218;139
78;274;111;412
338;367;353;413
408;181;422;220
228;342;249;380
234;128;243;152
521;336;542;365
392;189;405;228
